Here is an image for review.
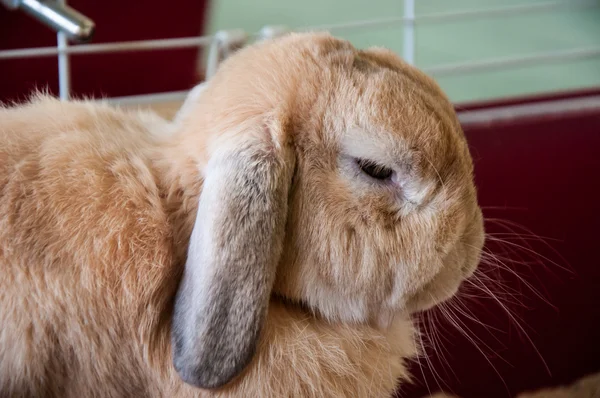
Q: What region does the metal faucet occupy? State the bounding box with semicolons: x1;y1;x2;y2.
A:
1;0;95;42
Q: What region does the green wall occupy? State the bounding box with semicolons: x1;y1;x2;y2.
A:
205;0;600;103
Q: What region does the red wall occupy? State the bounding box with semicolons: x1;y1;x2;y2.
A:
0;0;208;102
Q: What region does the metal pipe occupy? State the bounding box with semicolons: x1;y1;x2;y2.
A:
458;95;600;125
258;25;288;41
298;0;597;33
205;30;248;79
403;0;415;65
1;0;95;42
0;36;214;60
424;47;600;77
56;0;70;100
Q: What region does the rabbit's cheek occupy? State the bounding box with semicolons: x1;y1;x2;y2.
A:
461;208;485;278
404;262;463;313
403;213;484;314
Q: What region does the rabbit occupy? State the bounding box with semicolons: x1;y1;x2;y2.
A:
0;32;484;398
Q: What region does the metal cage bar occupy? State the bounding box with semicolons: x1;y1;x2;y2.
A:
56;0;70;100
1;0;598;103
402;0;415;65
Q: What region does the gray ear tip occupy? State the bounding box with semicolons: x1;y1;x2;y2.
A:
172;330;258;390
173;354;252;390
170;285;263;390
173;363;225;390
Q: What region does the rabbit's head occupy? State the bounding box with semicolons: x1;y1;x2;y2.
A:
171;32;484;389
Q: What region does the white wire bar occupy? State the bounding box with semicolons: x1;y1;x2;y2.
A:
56;0;70;100
1;0;596;61
105;90;600;128
103;45;600;106
0;36;214;59
296;0;598;33
402;0;415;65
2;0;599;108
107;90;190;106
57;32;70;99
205;29;248;79
458;95;600;125
424;47;600;77
415;0;599;25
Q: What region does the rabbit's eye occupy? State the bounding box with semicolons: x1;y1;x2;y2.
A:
356;159;393;180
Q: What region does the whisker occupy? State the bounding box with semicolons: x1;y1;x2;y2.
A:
420;323;450;394
440;299;510;365
413;323;434;396
436;300;511;395
424;300;459;383
480;205;529;211
448;294;506;335
416;214;564;391
469;273;552;376
474;245;556;311
486;232;560;242
486;236;572;275
485;218;572;273
473;264;526;298
488;239;568;310
422;152;447;193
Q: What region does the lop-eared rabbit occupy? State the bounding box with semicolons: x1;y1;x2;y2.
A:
0;32;484;397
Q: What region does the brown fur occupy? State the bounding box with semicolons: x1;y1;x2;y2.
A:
0;32;483;397
517;372;600;398
429;371;600;398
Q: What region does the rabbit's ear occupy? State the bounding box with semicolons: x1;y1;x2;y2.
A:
171;119;294;389
172;82;208;126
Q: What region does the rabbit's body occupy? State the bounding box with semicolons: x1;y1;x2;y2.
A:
0;97;178;397
1;32;484;397
0;97;416;397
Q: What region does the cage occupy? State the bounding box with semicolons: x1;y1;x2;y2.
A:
1;1;599;397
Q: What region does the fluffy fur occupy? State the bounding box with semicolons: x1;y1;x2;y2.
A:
0;32;483;397
430;371;600;398
516;372;600;398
